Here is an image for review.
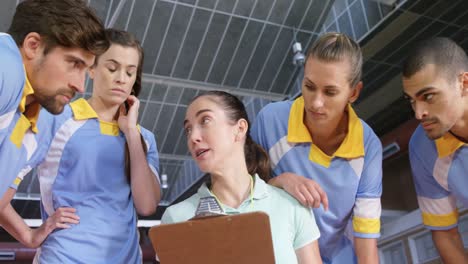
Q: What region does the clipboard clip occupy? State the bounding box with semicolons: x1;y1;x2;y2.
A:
191;196;227;220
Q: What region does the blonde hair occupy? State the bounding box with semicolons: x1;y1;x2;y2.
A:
306;32;363;87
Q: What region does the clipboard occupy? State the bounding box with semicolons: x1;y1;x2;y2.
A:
149;212;275;264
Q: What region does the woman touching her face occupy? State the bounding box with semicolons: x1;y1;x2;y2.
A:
31;29;161;264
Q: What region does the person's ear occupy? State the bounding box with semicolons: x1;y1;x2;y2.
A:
348;81;363;104
460;72;468;96
22;32;43;61
235;119;248;141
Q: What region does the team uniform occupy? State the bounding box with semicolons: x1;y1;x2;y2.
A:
251;96;382;264
162;174;320;264
409;125;468;230
34;98;160;264
0;33;50;197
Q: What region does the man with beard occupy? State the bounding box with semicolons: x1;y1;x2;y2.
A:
0;0;108;222
403;37;468;264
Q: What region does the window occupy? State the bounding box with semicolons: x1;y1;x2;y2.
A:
458;215;468;248
379;241;408;264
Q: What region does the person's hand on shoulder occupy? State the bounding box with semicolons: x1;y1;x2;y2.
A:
269;172;329;210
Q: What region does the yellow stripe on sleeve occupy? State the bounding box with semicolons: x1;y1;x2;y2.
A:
13;177;22;187
353;216;380;234
422;210;458;228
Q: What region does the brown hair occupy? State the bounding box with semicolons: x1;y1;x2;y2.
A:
98;29;144;97
402;37;468;81
190;91;271;182
306;32;363;87
97;29;147;181
8;0;109;56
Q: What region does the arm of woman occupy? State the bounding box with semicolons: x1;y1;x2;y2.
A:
352;133;382;264
431;228;468;264
354;237;378;264
119;96;161;216
296;240;322;264
126;129;160;215
292;196;322;264
0;204;79;248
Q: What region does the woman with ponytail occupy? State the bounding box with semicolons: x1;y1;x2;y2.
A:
161;91;321;264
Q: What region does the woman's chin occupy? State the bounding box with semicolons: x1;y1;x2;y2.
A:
196;162;215;174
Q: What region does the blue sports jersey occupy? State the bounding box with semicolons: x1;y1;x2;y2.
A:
0;33;49;196
34;98;160;264
409;125;468;230
251;97;382;264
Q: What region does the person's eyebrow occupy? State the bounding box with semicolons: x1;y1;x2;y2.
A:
183;109;213;126
414;87;436;98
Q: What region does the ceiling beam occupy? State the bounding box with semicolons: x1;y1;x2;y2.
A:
142;74;287;101
106;0;127;28
354;74;403;120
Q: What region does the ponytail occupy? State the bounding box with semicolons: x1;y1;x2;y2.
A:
244;135;271;182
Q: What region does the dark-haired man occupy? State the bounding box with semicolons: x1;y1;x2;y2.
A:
403;37;468;263
0;0;108;246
